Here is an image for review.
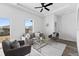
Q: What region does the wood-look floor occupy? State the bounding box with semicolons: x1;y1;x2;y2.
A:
54;39;78;56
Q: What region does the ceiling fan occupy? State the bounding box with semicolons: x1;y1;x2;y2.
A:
35;3;53;12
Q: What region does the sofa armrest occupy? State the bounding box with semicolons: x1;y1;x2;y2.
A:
6;45;31;56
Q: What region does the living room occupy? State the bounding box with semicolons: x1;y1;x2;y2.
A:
0;3;78;56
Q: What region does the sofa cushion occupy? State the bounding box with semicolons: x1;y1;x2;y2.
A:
10;40;20;49
2;39;11;51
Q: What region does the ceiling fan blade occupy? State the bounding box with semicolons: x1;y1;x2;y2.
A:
40;8;43;12
44;7;50;11
45;3;53;7
35;7;42;8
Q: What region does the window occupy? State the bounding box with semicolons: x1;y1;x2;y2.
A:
0;18;10;42
25;19;32;33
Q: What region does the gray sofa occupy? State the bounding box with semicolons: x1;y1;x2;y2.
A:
2;40;31;56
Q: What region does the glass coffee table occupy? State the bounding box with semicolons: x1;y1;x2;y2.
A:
32;37;49;53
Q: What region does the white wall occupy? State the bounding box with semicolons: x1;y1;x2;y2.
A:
0;4;43;40
43;15;55;36
77;6;79;54
56;12;77;42
55;16;62;33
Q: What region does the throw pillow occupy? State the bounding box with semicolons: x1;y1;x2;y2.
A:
10;40;20;49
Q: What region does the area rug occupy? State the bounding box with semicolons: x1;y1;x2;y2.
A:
28;41;66;56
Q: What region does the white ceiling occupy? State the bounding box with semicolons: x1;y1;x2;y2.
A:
9;3;77;17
